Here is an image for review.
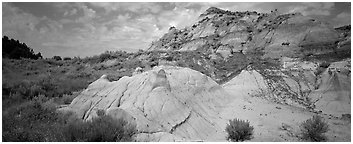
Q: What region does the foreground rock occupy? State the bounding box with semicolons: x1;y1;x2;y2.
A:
60;66;232;141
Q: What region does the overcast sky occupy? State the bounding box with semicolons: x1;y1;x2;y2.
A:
2;2;351;58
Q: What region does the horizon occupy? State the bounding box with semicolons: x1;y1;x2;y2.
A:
2;2;351;58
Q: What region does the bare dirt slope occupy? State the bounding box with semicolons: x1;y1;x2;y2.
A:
309;60;351;117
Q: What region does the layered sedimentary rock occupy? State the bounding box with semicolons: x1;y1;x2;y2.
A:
309;59;351;117
61;66;232;141
148;7;340;59
223;58;351;117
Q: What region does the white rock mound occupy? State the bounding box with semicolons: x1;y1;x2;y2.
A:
222;70;267;97
62;66;232;141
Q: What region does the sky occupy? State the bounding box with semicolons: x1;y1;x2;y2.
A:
2;2;351;58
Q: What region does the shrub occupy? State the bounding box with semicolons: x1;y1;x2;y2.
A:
60;94;77;104
63;57;72;61
225;118;254;142
106;74;122;82
52;56;62;61
62;114;137;142
2;97;63;142
319;61;330;68
3;96;136;142
300;115;329;142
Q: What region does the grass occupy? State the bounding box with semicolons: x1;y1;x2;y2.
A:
2;49;146;142
62;113;136;142
2;96;136;142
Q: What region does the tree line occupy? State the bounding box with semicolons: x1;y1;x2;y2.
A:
2;36;42;59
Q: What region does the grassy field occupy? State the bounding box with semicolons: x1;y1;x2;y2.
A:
2;51;142;142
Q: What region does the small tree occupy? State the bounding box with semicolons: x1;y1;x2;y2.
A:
225;118;254;142
300;115;329;142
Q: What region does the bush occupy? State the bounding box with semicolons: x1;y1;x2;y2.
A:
52;56;62;61
225;118;254;142
106;74;122;82
2;97;64;142
319;61;331;68
63;57;72;61
300;115;329;142
3;96;136;142
62;114;137;142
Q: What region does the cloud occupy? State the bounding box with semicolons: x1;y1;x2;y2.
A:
75;3;97;23
89;2;163;14
299;2;334;16
3;3;41;32
333;12;351;27
3;2;348;58
64;8;77;16
336;12;350;18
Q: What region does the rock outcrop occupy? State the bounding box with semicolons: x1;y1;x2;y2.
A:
223;58;351;117
309;59;351;117
148;7;340;59
61;66;233;141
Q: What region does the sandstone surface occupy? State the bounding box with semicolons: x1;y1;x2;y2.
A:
62;66;233;141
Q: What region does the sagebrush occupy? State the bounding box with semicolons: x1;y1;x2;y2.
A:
300;115;329;142
225;118;254;142
63;114;137;142
2;96;137;142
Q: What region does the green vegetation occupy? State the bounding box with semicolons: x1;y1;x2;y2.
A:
300;115;329;142
2;49;142;141
2;36;42;60
52;56;62;61
225;118;254;142
2;95;136;142
63;112;136;142
3;96;63;141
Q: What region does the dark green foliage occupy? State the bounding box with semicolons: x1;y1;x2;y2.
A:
300;115;329;142
319;61;330;68
106;73;123;82
2;97;64;141
3;74;90;101
52;56;62;61
63;114;136;142
225;118;254;142
2;36;42;60
81;50;132;64
63;57;72;60
2;50;141;142
2;96;137;142
59;94;78;104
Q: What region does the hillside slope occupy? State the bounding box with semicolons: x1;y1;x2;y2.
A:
148;7;339;58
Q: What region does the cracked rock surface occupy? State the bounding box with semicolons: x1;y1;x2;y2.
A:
62;66;232;141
